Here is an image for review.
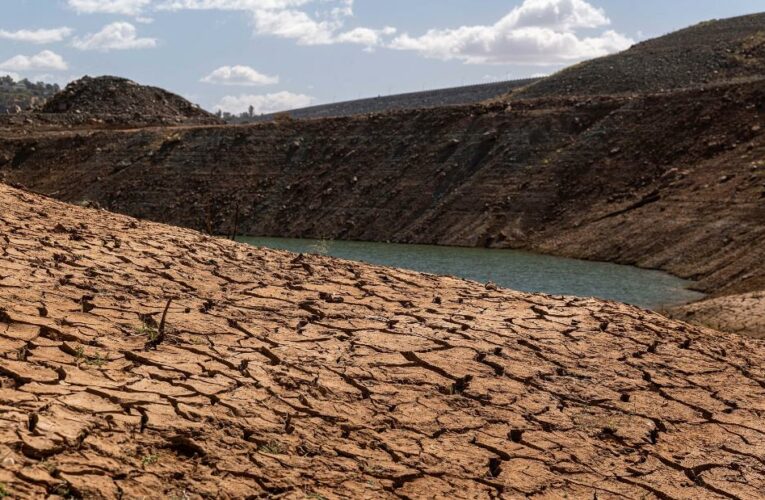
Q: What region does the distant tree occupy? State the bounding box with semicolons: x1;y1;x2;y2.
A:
0;74;59;112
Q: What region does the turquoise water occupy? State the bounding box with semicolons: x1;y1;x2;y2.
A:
238;237;705;309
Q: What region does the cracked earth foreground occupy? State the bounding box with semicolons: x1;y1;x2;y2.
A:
0;183;763;499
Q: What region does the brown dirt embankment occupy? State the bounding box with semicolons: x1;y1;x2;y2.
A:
0;183;764;498
1;80;764;335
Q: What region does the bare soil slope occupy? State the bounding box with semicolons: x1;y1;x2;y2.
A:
516;12;765;98
253;78;540;121
0;183;764;498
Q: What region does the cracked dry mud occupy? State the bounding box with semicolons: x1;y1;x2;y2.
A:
0;183;764;499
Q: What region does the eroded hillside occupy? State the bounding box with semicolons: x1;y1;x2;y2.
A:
1;183;764;498
2;80;764;332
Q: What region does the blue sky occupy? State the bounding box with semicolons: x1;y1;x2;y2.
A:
1;0;762;114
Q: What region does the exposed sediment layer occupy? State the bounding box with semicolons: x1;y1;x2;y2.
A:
669;291;765;339
1;81;764;337
1;183;764;498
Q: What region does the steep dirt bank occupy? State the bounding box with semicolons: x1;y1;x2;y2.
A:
1;182;764;498
2;81;763;302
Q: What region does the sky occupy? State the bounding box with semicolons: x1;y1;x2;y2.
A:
1;0;763;114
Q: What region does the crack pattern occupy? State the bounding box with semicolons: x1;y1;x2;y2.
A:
0;184;763;499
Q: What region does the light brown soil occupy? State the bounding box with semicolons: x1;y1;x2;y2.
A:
1;183;764;498
669;292;765;339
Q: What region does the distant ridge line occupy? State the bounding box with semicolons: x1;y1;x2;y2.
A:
254;77;541;121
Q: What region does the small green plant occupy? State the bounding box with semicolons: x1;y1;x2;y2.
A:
51;484;71;497
258;441;284;455
141;454;159;467
72;344;106;367
85;352;106;367
361;462;385;475
0;482;9;499
136;323;159;342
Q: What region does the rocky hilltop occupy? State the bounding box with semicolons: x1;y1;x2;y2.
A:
516;12;765;98
41;76;213;120
0;183;763;498
2;76;222;129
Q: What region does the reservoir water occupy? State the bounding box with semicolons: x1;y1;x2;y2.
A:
239;237;704;309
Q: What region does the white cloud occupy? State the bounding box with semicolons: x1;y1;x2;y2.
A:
157;0;392;47
250;7;336;45
67;0;153;16
389;0;633;65
214;91;313;114
72;22;157;51
249;4;396;47
335;26;396;46
157;0;311;9
201;65;279;86
0;50;68;72
0;27;74;44
501;0;609;30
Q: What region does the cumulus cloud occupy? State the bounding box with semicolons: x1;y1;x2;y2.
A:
157;0;311;9
214;91;313;114
0;50;68;72
64;0;628;64
158;0;392;47
389;0;633;65
335;26;396;46
250;8;337;45
201;65;279;86
67;0;153;16
72;22;157;51
250;4;396;47
0;27;74;44
502;0;609;30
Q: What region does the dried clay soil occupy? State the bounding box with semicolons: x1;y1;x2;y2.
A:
0;183;764;499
